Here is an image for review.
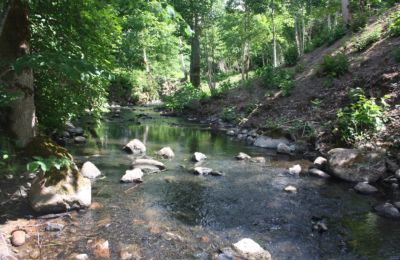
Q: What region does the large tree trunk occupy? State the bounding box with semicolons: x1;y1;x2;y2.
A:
0;0;37;147
190;15;201;88
341;0;351;26
178;37;188;81
271;1;277;68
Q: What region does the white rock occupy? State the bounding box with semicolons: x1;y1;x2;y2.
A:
232;238;272;260
192;152;207;162
313;156;328;169
123;139;146;155
309;168;330;178
131;158;166;174
121;169;143;183
81;161;101;179
157;147;175;159
254;136;289;149
395;169;400;180
289;164;302;175
284;185;297;193
235;152;251;160
277;143;291;154
194;167;213;176
74;136;86;144
72;254;89;260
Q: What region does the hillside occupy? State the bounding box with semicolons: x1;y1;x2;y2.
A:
186;5;400;155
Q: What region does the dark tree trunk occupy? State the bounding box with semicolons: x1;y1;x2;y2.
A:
0;0;37;147
190;15;201;88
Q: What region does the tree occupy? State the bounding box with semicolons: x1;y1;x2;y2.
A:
341;0;350;25
0;0;37;147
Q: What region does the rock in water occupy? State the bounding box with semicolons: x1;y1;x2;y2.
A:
81;161;101;179
250;157;266;164
45;223;64;232
121;169;144;183
395;169;400;180
232;238;272;260
354;182;378;195
327;148;386;182
157;147;175;159
192;152;207;162
235;152;251;160
11;230;26;247
374;203;400;219
284;185;297;193
308;168;330;178
254;136;289;149
123;139;146;155
194;167;213;176
74;136;86;144
289;164;302;175
277;143;291;155
131;159;165;174
313;156;328;170
29;164;91;214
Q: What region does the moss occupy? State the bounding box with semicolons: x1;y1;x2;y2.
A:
23;136;72;160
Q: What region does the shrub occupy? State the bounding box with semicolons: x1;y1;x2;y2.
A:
284;46;299;66
256;66;295;96
319;53;349;77
389;11;400;37
336;88;388;143
353;28;381;52
221;106;237;123
164;82;204;112
350;12;368;33
327;25;347;45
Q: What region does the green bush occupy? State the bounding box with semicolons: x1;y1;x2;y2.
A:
336;88;388;143
327;25;347;45
319;53;349;77
164;82;205;112
256;66;295;96
221;106;237;123
353;28;381;52
350;12;368;32
284;46;299;66
389;11;400;37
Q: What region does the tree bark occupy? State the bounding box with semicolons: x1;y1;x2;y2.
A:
271;0;277;68
190;15;201;88
341;0;350;26
178;37;188;81
294;17;301;56
0;0;37;147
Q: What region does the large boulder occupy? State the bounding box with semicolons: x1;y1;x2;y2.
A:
157;147;175;159
123;139;146;155
254;136;289;149
29;164;91;214
121;169;143;183
81;161;101;179
327;148;386;182
131;158;165;174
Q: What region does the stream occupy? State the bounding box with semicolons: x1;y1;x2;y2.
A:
2;106;400;259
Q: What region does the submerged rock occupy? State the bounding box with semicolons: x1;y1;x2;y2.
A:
254;136;289;149
131;158;165;174
284;185;297;193
235;152;251;160
327;148;386;182
157;147;175;159
81;161;101;179
45;223;64;232
192;152;207;162
374;203;400;219
354;182;378;195
194;167;213;176
29;164;91;214
74;136;86;144
121;168;144;183
123;139;146;155
250;157;266;164
11;230;26;247
67;126;84;136
277;143;291;155
313;156;328;170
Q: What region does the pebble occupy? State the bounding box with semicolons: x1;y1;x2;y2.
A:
11;230;26;247
308;168;330;178
45;223;64;232
29;249;40;259
284;185;297;193
71;253;89;260
289;164;302;175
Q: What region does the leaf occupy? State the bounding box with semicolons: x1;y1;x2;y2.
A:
27;162;40;172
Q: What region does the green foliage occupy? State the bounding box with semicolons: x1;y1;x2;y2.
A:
353;28;381;52
319;53;349;77
394;48;400;63
164;82;206;112
256;66;294;96
350;12;368;33
284;46;299;66
311;98;322;110
389;11;400;37
27;156;72;173
336;88;388;143
327;25;347;45
221;106;237;123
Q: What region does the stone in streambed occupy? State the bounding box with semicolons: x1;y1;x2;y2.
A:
123;139;146;155
74;136;86;144
277;143;291;155
289;164;302;175
284;185;297;193
235;152;251;160
81;161;101;179
11;230;26;247
313;156;328;170
121;169;143;183
374;203;400;219
232;238;272;260
354;182;378;195
192;152;207;162
131;158;165;174
157;147;175;159
254;136;289;149
308;168;330;178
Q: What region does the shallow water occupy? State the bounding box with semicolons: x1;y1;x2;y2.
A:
3;107;400;259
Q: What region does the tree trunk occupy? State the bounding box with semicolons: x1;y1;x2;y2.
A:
301;7;306;55
341;0;350;26
294;17;301;56
143;47;150;73
0;0;37;147
190;15;201;88
178;37;188;81
271;1;277;68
